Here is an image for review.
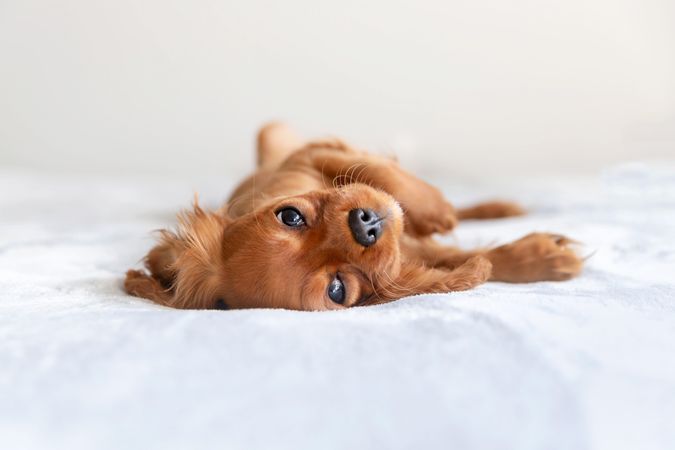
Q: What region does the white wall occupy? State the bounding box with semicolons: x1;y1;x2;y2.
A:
1;0;674;180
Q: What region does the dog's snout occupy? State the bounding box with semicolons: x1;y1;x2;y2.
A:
348;208;384;247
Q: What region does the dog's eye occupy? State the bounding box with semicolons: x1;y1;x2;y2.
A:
327;275;346;304
276;207;305;227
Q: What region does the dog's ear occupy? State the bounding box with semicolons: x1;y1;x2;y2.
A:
257;122;304;170
122;228;184;307
364;257;493;306
143;229;182;290
125;202;230;309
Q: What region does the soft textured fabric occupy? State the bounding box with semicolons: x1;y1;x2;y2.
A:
1;163;674;450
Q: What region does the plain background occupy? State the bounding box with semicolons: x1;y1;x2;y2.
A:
1;0;673;180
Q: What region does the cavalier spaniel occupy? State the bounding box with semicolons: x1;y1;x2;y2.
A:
125;123;582;310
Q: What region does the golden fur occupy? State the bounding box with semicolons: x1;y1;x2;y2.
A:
125;123;582;310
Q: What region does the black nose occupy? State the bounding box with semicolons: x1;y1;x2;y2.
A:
348;208;384;247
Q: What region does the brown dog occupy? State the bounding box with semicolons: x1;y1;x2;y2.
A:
125;123;582;310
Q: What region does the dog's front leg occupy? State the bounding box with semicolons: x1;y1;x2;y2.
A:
404;234;583;283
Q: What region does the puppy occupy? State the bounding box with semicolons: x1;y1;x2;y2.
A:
125;123;582;310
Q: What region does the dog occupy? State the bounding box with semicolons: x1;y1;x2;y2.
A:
125;123;582;310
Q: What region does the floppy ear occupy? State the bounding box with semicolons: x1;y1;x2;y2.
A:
143;230;182;289
124;202;230;309
123;228;184;307
366;257;493;305
124;269;173;306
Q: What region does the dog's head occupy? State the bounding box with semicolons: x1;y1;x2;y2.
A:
125;184;404;310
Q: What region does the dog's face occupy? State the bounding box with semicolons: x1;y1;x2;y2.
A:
145;184;404;311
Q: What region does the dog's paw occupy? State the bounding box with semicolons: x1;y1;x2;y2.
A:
404;197;457;237
488;233;583;282
445;255;493;291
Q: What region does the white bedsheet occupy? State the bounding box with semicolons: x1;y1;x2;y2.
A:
1;163;674;450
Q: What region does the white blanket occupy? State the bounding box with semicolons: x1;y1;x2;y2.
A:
1;163;674;450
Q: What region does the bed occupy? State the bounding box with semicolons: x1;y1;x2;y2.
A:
1;163;674;450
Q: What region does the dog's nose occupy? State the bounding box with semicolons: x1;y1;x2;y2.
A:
348;208;384;247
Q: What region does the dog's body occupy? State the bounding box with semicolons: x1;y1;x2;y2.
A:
125;123;582;310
